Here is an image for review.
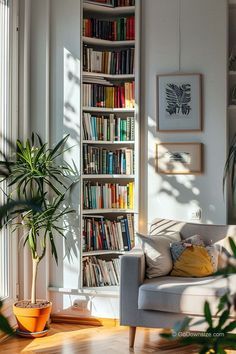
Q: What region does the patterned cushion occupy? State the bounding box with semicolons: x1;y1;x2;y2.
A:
170;245;215;277
171;234;205;262
170;235;219;277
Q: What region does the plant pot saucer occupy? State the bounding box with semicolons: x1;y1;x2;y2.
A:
16;327;49;338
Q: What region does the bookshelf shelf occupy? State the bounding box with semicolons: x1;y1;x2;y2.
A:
84;3;135;15
81;286;119;294
82;36;135;47
48;286;119;297
83;140;135;144
229;71;236;76
83;106;135;113
83;250;126;256
80;0;139;293
82;174;135;179
82;209;136;214
83;71;135;80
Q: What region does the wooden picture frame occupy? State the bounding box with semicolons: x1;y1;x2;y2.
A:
156;142;203;174
157;73;202;132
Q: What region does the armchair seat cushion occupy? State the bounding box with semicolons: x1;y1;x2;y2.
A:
138;275;236;316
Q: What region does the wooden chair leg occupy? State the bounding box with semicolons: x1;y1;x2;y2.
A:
129;326;136;348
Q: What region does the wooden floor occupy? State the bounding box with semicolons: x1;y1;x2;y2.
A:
0;322;233;354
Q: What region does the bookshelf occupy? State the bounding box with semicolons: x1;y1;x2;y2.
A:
80;0;139;293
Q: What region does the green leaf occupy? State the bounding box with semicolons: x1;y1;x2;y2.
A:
48;231;58;264
223;320;236;332
204;301;213;327
198;347;210;354
217;293;230;315
0;314;14;335
48;135;69;160
217;309;230;329
217;348;227;354
229;237;236;257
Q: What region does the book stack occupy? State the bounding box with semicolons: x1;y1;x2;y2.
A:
83;17;135;41
83;256;120;287
82;214;134;251
83;47;135;75
83;145;134;174
83;82;134;108
83;113;134;141
83;181;134;209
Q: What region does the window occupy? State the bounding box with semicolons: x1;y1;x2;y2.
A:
0;0;18;299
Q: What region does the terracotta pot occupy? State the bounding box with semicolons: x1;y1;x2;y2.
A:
13;301;52;333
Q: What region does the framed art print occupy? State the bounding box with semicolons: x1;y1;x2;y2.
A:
156;142;203;174
157;73;202;132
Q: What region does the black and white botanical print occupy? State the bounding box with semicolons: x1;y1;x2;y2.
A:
166;152;190;164
165;83;191;116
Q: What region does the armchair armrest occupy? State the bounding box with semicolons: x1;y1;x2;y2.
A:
120;248;145;326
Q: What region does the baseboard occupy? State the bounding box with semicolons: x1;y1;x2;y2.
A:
51;314;119;327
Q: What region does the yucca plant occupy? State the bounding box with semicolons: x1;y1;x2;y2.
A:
1;133;76;305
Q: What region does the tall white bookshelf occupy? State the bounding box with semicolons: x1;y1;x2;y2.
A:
79;0;140;294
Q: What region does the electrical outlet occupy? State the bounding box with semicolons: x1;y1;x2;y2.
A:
190;208;202;220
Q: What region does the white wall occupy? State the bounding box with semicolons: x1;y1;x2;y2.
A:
140;0;228;233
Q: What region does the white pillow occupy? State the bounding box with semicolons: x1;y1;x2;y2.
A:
136;232;181;278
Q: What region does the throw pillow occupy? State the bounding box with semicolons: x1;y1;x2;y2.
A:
170;245;214;277
170;235;219;277
136;232;181;278
170;234;205;262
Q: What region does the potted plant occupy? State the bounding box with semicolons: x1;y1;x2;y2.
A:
1;133;76;336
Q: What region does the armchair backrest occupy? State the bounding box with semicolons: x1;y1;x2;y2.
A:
149;218;236;246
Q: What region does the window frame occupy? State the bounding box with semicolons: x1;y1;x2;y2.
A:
0;0;19;302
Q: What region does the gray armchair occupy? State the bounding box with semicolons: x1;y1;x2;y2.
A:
120;218;236;348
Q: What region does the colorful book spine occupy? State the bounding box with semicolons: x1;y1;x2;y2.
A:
83;215;133;252
83;16;135;41
83;182;134;209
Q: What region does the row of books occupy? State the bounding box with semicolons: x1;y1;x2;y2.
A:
83;47;135;75
83;17;135;41
113;0;135;6
84;0;135;7
83;113;135;141
83;181;134;209
83;145;134;175
83;82;134;108
83;256;120;287
82;214;134;251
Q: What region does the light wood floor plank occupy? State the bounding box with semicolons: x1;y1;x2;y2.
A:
0;323;234;354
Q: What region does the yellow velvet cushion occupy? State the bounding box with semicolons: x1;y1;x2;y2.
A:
171;245;214;277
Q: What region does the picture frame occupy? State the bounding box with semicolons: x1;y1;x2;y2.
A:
156;142;203;174
157;73;202;132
